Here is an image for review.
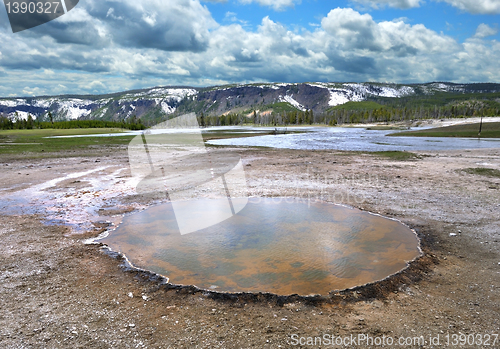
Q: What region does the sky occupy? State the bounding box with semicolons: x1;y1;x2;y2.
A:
0;0;499;97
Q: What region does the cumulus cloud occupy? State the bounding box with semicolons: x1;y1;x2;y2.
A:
355;0;500;13
192;9;480;83
351;0;422;9
474;23;498;38
238;0;300;11
321;8;457;54
21;0;218;51
438;0;500;14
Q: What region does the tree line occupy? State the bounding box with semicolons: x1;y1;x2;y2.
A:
197;109;316;127
0;113;146;130
196;104;499;127
2;102;498;130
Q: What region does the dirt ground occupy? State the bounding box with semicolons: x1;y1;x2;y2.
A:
1;142;499;348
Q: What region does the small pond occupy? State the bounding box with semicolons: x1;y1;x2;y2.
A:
100;198;421;296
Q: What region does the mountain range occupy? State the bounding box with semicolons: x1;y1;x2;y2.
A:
1;82;499;123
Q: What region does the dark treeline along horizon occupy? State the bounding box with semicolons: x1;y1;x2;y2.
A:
195;104;500;128
2;104;498;130
0;113;146;130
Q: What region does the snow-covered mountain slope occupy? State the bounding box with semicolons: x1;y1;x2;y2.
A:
0;87;197;121
1;82;499;122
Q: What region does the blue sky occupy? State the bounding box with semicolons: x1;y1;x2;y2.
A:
0;0;499;96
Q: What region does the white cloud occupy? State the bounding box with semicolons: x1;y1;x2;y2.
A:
438;0;500;14
59;7;95;23
142;14;157;26
351;0;422;9
89;81;106;90
33;0;218;51
454;39;500;82
224;11;238;21
22;86;44;96
321;8;457;54
238;0;300;11
474;23;498;38
355;0;500;13
223;11;250;26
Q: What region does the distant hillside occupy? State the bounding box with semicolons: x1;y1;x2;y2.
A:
1;82;500;126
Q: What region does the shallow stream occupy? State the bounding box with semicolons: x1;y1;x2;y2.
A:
207;127;500;151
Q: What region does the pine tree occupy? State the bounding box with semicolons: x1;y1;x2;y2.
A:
200;112;205;127
27;114;34;129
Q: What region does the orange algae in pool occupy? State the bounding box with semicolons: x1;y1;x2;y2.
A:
100;198;421;296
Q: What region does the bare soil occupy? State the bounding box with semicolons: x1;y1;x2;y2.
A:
1;144;499;348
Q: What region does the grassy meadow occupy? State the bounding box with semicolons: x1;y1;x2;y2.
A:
0;128;135;157
389;122;500;138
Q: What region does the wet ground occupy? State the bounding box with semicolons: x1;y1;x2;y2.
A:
1;144;499;348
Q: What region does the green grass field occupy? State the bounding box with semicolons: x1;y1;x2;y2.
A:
0;128;135;157
388;122;500;138
0;127;302;156
371;151;422;161
335;150;423;161
463;167;500;178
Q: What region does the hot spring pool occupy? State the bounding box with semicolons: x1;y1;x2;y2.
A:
100;198;421;296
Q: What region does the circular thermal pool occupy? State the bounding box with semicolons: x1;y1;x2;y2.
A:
100;198;421;296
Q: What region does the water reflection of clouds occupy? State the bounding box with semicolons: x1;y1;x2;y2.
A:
128;113;249;235
101;198;421;295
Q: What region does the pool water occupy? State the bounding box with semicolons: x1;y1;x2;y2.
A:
100;198;421;295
